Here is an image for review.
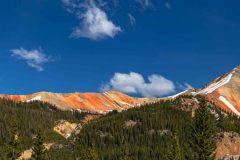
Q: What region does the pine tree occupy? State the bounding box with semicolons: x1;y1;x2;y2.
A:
31;128;48;160
166;145;175;160
191;100;216;160
119;144;132;160
166;131;182;160
174;131;183;160
217;110;225;132
76;141;99;160
79;147;99;160
5;119;21;160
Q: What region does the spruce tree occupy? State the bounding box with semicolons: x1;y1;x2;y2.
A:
174;132;183;160
166;131;182;160
217;110;225;132
5;119;21;160
119;144;132;160
31;128;48;160
77;141;99;160
79;147;99;160
191;100;216;160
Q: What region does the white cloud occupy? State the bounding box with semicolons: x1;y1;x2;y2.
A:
128;13;136;26
11;48;50;71
101;72;177;97
62;0;122;40
135;0;152;8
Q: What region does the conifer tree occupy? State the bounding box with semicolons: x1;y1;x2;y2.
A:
217;111;225;132
77;141;99;160
191;100;216;160
5;118;21;160
166;131;182;160
174;131;183;160
31;128;48;160
119;144;132;160
79;147;99;160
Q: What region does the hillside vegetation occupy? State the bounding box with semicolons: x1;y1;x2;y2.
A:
0;98;86;158
50;95;240;160
1;96;240;159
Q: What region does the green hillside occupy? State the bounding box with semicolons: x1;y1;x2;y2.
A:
0;98;86;158
0;96;240;159
50;95;240;160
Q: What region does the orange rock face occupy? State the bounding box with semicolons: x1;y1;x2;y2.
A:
196;66;240;115
216;132;240;159
0;91;158;114
1;66;239;115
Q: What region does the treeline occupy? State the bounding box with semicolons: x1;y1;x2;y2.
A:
0;98;86;158
49;96;240;160
72;98;213;160
1;96;240;159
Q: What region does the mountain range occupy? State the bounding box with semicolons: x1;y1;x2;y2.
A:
0;66;240;159
1;66;239;115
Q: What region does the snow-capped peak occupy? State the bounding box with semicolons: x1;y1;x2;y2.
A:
196;73;233;95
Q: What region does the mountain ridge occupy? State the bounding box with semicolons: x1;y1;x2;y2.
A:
0;66;239;115
194;66;240;115
0;90;159;114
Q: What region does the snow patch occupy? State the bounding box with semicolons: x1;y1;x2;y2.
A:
118;101;133;106
219;96;240;116
197;73;233;95
191;91;197;95
26;96;42;102
167;90;188;99
103;92;132;109
103;92;115;99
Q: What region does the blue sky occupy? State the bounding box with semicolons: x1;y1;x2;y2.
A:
0;0;239;97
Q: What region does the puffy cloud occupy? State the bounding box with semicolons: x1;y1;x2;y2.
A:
101;72;193;97
101;72;177;97
62;0;122;40
11;48;50;71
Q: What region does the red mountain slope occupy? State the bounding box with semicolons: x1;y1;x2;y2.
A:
0;91;158;114
195;66;240;115
0;66;239;115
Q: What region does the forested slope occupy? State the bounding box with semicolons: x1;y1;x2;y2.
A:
0;98;86;158
49;95;240;160
1;96;240;159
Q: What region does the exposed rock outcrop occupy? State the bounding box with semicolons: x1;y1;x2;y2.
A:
18;143;54;160
216;132;240;160
195;66;240;116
